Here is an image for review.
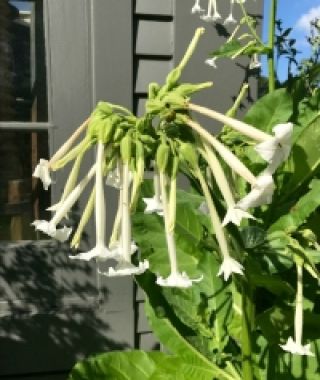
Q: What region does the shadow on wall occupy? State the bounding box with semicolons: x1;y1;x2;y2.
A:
0;240;129;378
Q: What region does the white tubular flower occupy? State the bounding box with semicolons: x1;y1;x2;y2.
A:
249;54;261;70
157;272;203;288
33;159;51;190
69;143;113;261
212;0;222;21
280;337;314;356
237;173;275;210
32;220;72;242
200;144;255;226
33;164;96;242
99;260;149;277
224;0;237;25
205;57;218;68
102;162;148;276
222;206;255;226
280;264;314;356
106;164;122;188
143;172;164;215
255;123;293;173
191;0;204;14
201;0;213;21
217;256;244;281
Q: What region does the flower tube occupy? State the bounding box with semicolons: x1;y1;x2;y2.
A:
191;0;204;14
199;143;254;226
100;161;149;276
224;0;237;25
196;167;244;281
69;142;115;261
32;164;96;242
280;263;314;356
156;172;201;287
143;169;164;216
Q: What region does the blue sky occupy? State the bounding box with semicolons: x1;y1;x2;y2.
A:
262;0;320;80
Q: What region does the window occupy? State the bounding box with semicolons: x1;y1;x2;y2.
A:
0;0;49;240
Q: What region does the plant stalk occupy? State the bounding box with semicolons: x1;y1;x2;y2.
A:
267;0;277;92
241;279;255;380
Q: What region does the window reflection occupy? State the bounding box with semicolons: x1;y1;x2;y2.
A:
0;131;49;240
0;0;47;122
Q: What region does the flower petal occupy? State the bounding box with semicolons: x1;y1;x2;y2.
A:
143;196;164;215
69;244;116;261
32;220;71;242
217;256;244;281
280;337;315;356
33;159;51;190
99;260;149;277
222;206;256;226
156;272;203;288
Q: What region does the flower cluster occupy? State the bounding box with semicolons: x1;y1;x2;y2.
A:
32;28;293;290
191;0;246;26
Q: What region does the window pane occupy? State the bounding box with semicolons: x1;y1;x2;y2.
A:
0;131;49;240
0;0;47;122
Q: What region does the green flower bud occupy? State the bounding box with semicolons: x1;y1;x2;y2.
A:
179;142;198;169
148;82;161;99
156;143;170;172
120;134;132;163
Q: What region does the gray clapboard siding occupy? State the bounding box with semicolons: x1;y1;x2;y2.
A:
135;59;173;94
135;0;173;16
136;20;174;56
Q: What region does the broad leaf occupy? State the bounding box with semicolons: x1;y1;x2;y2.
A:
269;179;320;233
244;88;293;133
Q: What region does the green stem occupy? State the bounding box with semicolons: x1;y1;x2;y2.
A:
241;279;255;380
238;1;263;45
267;0;277;92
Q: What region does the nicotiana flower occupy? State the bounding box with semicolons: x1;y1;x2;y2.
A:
222;206;255;226
143;196;164;215
69;143;113;261
33;159;51;190
249;54;261;70
205;57;218;68
224;0;237;25
237;173;275;210
280;263;314;356
191;0;204;14
101;162;149;276
106;165;122;188
32;220;72;242
99;259;149;277
200;144;255;226
255;123;293;173
200;0;213;21
217;256;244;281
32;164;96;242
157;271;203;288
280;337;314;356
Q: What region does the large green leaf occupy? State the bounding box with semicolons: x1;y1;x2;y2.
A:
244;88;293;133
68;350;223;380
269;179;320;233
280;116;320;198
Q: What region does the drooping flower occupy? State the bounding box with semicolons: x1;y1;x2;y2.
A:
106;165;122;189
143;196;164;215
280;337;314;356
217;256;244;281
255;123;293;173
280;263;314;356
222;206;255;226
33;159;51;190
205;57;218;68
33;164;96;242
212;0;222;21
237;173;275;210
99;259;149;277
157;271;203;288
32;220;72;242
100;162;149;276
224;0;237;25
249;53;261;70
201;0;213;21
191;0;204;14
69;143;114;261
